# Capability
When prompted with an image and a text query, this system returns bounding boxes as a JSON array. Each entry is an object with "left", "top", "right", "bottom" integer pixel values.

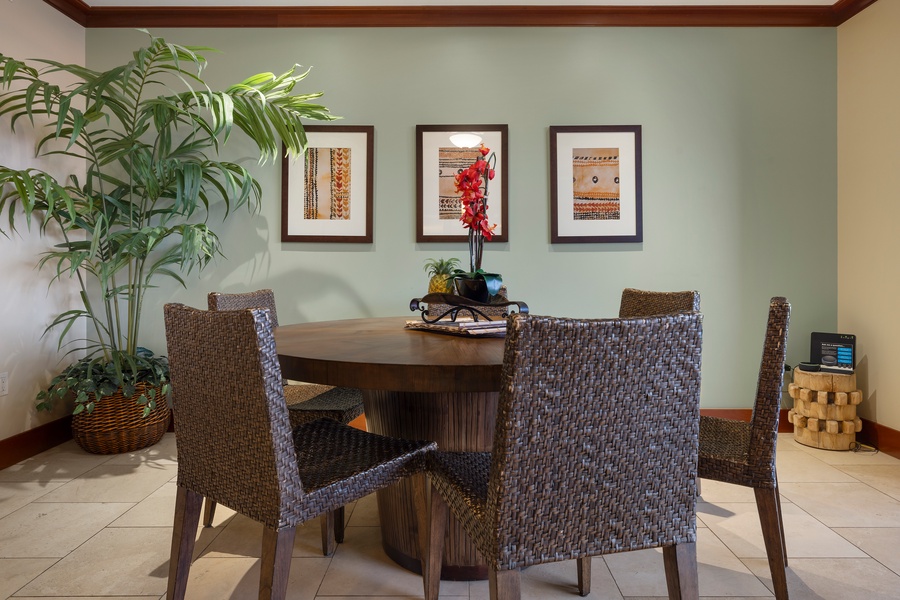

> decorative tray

[
  {"left": 409, "top": 293, "right": 529, "bottom": 324},
  {"left": 404, "top": 319, "right": 507, "bottom": 337}
]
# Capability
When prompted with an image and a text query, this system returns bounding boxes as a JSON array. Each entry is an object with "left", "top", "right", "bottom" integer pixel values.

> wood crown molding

[{"left": 43, "top": 0, "right": 878, "bottom": 28}]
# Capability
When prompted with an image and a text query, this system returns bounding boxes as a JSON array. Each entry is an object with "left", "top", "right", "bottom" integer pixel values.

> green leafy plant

[
  {"left": 0, "top": 31, "right": 336, "bottom": 416},
  {"left": 423, "top": 257, "right": 461, "bottom": 278},
  {"left": 36, "top": 349, "right": 168, "bottom": 417}
]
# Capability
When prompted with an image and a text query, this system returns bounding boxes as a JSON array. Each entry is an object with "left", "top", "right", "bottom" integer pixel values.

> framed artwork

[
  {"left": 281, "top": 125, "right": 374, "bottom": 243},
  {"left": 416, "top": 124, "right": 508, "bottom": 243},
  {"left": 549, "top": 125, "right": 642, "bottom": 244}
]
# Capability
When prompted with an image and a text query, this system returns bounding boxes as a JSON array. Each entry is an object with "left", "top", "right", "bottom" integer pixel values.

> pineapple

[{"left": 424, "top": 257, "right": 461, "bottom": 294}]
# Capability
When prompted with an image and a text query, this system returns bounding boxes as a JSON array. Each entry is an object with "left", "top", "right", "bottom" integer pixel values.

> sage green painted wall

[{"left": 86, "top": 26, "right": 837, "bottom": 408}]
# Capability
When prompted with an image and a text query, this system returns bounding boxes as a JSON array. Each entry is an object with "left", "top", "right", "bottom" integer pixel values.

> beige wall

[
  {"left": 838, "top": 0, "right": 900, "bottom": 432},
  {"left": 0, "top": 0, "right": 85, "bottom": 439}
]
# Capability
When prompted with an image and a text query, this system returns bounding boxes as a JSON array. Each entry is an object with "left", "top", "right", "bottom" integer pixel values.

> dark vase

[{"left": 455, "top": 277, "right": 490, "bottom": 303}]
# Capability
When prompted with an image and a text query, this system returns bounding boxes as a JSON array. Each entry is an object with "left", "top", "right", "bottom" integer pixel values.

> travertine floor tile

[
  {"left": 780, "top": 482, "right": 900, "bottom": 527},
  {"left": 0, "top": 558, "right": 58, "bottom": 599},
  {"left": 15, "top": 527, "right": 171, "bottom": 597},
  {"left": 172, "top": 556, "right": 328, "bottom": 600},
  {"left": 0, "top": 442, "right": 111, "bottom": 483},
  {"left": 744, "top": 557, "right": 900, "bottom": 600},
  {"left": 103, "top": 433, "right": 178, "bottom": 466},
  {"left": 201, "top": 512, "right": 331, "bottom": 559},
  {"left": 835, "top": 464, "right": 900, "bottom": 500},
  {"left": 0, "top": 501, "right": 131, "bottom": 558},
  {"left": 604, "top": 528, "right": 771, "bottom": 597},
  {"left": 12, "top": 597, "right": 156, "bottom": 600},
  {"left": 34, "top": 462, "right": 177, "bottom": 504},
  {"left": 697, "top": 479, "right": 761, "bottom": 503},
  {"left": 110, "top": 481, "right": 177, "bottom": 527},
  {"left": 0, "top": 481, "right": 65, "bottom": 520},
  {"left": 774, "top": 450, "right": 858, "bottom": 483},
  {"left": 469, "top": 556, "right": 623, "bottom": 600},
  {"left": 791, "top": 442, "right": 900, "bottom": 466},
  {"left": 347, "top": 492, "right": 379, "bottom": 527},
  {"left": 318, "top": 525, "right": 467, "bottom": 597},
  {"left": 698, "top": 501, "right": 865, "bottom": 558},
  {"left": 834, "top": 527, "right": 900, "bottom": 576},
  {"left": 2, "top": 430, "right": 899, "bottom": 599}
]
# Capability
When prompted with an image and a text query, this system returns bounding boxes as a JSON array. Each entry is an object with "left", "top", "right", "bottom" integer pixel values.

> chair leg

[
  {"left": 334, "top": 506, "right": 346, "bottom": 543},
  {"left": 489, "top": 568, "right": 521, "bottom": 600},
  {"left": 662, "top": 541, "right": 699, "bottom": 600},
  {"left": 774, "top": 477, "right": 788, "bottom": 567},
  {"left": 755, "top": 487, "right": 789, "bottom": 600},
  {"left": 260, "top": 526, "right": 296, "bottom": 600},
  {"left": 202, "top": 498, "right": 216, "bottom": 528},
  {"left": 425, "top": 484, "right": 448, "bottom": 600},
  {"left": 576, "top": 557, "right": 591, "bottom": 596},
  {"left": 320, "top": 511, "right": 336, "bottom": 556},
  {"left": 411, "top": 473, "right": 429, "bottom": 572},
  {"left": 166, "top": 487, "right": 203, "bottom": 600}
]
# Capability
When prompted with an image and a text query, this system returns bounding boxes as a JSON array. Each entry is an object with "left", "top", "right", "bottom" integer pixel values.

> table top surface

[{"left": 276, "top": 316, "right": 505, "bottom": 393}]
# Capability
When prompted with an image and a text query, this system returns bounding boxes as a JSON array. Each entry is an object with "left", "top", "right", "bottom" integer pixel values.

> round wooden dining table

[{"left": 275, "top": 316, "right": 505, "bottom": 580}]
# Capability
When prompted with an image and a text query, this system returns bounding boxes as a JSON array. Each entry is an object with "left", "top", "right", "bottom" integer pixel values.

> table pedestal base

[{"left": 363, "top": 389, "right": 498, "bottom": 581}]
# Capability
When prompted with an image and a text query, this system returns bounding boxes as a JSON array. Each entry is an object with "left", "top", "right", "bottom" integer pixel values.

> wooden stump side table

[{"left": 787, "top": 367, "right": 862, "bottom": 450}]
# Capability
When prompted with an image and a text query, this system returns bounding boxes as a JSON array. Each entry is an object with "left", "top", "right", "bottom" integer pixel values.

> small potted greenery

[{"left": 0, "top": 32, "right": 336, "bottom": 453}]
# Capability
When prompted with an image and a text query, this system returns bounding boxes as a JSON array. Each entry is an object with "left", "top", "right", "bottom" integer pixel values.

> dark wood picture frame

[
  {"left": 281, "top": 125, "right": 374, "bottom": 243},
  {"left": 550, "top": 125, "right": 642, "bottom": 244},
  {"left": 416, "top": 124, "right": 508, "bottom": 243}
]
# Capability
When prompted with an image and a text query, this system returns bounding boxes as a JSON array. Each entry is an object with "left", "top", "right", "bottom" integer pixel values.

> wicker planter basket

[{"left": 71, "top": 383, "right": 170, "bottom": 454}]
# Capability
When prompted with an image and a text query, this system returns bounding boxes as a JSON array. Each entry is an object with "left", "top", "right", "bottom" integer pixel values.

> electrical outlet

[{"left": 0, "top": 372, "right": 7, "bottom": 396}]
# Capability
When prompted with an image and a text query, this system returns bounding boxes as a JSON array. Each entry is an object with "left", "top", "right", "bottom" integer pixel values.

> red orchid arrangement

[
  {"left": 451, "top": 143, "right": 502, "bottom": 301},
  {"left": 455, "top": 144, "right": 497, "bottom": 242}
]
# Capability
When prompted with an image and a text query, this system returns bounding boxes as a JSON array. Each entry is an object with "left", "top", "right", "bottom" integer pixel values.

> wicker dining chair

[
  {"left": 618, "top": 287, "right": 701, "bottom": 318},
  {"left": 425, "top": 311, "right": 704, "bottom": 600},
  {"left": 163, "top": 303, "right": 435, "bottom": 600},
  {"left": 698, "top": 297, "right": 791, "bottom": 600},
  {"left": 205, "top": 289, "right": 364, "bottom": 552}
]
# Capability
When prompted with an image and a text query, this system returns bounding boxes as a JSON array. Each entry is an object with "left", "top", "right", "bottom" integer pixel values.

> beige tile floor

[{"left": 1, "top": 433, "right": 899, "bottom": 599}]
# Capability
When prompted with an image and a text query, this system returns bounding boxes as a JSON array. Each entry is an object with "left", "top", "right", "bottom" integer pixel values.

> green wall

[{"left": 87, "top": 26, "right": 837, "bottom": 408}]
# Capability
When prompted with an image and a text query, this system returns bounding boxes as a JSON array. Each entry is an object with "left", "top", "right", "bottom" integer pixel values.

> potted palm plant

[{"left": 0, "top": 32, "right": 336, "bottom": 453}]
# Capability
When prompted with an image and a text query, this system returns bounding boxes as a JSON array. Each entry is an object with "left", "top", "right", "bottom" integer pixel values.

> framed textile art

[
  {"left": 416, "top": 124, "right": 508, "bottom": 243},
  {"left": 549, "top": 125, "right": 642, "bottom": 244},
  {"left": 281, "top": 125, "right": 374, "bottom": 243}
]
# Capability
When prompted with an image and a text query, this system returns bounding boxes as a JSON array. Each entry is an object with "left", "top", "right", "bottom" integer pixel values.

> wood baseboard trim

[
  {"left": 3, "top": 409, "right": 896, "bottom": 468},
  {"left": 700, "top": 408, "right": 900, "bottom": 460},
  {"left": 857, "top": 418, "right": 900, "bottom": 459},
  {"left": 0, "top": 416, "right": 73, "bottom": 470}
]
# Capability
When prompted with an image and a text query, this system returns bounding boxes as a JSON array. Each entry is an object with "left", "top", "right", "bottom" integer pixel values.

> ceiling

[{"left": 41, "top": 0, "right": 877, "bottom": 27}]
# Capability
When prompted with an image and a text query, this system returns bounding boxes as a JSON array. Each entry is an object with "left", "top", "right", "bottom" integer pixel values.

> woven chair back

[
  {"left": 747, "top": 297, "right": 791, "bottom": 482},
  {"left": 485, "top": 312, "right": 704, "bottom": 570},
  {"left": 618, "top": 287, "right": 701, "bottom": 318},
  {"left": 164, "top": 303, "right": 304, "bottom": 529},
  {"left": 208, "top": 289, "right": 279, "bottom": 327}
]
